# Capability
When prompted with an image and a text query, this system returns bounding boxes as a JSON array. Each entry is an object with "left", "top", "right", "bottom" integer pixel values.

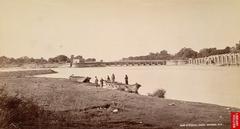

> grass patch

[{"left": 0, "top": 87, "right": 44, "bottom": 128}]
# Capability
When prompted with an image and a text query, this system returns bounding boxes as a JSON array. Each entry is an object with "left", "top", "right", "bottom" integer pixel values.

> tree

[
  {"left": 223, "top": 46, "right": 231, "bottom": 53},
  {"left": 160, "top": 50, "right": 168, "bottom": 55},
  {"left": 51, "top": 55, "right": 69, "bottom": 63},
  {"left": 123, "top": 50, "right": 173, "bottom": 60},
  {"left": 33, "top": 57, "right": 47, "bottom": 64},
  {"left": 174, "top": 48, "right": 198, "bottom": 59},
  {"left": 48, "top": 58, "right": 56, "bottom": 63},
  {"left": 197, "top": 47, "right": 234, "bottom": 57},
  {"left": 9, "top": 58, "right": 16, "bottom": 64},
  {"left": 198, "top": 48, "right": 216, "bottom": 57},
  {"left": 75, "top": 55, "right": 84, "bottom": 60},
  {"left": 85, "top": 58, "right": 96, "bottom": 62},
  {"left": 158, "top": 50, "right": 172, "bottom": 60},
  {"left": 0, "top": 56, "right": 9, "bottom": 65},
  {"left": 16, "top": 56, "right": 31, "bottom": 64}
]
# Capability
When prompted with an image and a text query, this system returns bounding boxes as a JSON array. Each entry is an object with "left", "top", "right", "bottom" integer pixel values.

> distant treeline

[
  {"left": 123, "top": 42, "right": 240, "bottom": 60},
  {"left": 1, "top": 41, "right": 240, "bottom": 66},
  {"left": 0, "top": 55, "right": 96, "bottom": 67}
]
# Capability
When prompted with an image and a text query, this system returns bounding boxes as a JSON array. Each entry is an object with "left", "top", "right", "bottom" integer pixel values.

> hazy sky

[{"left": 0, "top": 0, "right": 240, "bottom": 61}]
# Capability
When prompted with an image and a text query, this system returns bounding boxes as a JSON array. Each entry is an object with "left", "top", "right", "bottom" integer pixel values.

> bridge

[
  {"left": 103, "top": 60, "right": 167, "bottom": 66},
  {"left": 188, "top": 53, "right": 240, "bottom": 65},
  {"left": 72, "top": 60, "right": 166, "bottom": 67},
  {"left": 70, "top": 55, "right": 189, "bottom": 67},
  {"left": 71, "top": 59, "right": 188, "bottom": 67},
  {"left": 70, "top": 53, "right": 240, "bottom": 67}
]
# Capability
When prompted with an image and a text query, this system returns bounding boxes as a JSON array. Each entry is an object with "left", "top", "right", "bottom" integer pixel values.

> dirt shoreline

[
  {"left": 0, "top": 69, "right": 239, "bottom": 129},
  {"left": 0, "top": 69, "right": 57, "bottom": 77}
]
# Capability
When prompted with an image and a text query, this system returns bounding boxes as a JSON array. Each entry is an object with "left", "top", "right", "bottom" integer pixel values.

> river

[{"left": 33, "top": 65, "right": 240, "bottom": 108}]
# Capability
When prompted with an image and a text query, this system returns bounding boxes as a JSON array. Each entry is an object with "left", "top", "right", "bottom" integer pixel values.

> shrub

[
  {"left": 0, "top": 87, "right": 43, "bottom": 128},
  {"left": 148, "top": 89, "right": 166, "bottom": 98}
]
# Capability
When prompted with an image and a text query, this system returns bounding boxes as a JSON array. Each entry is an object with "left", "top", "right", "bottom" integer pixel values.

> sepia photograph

[{"left": 0, "top": 0, "right": 240, "bottom": 129}]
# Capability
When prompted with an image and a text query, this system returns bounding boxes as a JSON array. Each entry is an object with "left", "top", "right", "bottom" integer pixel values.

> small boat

[
  {"left": 69, "top": 75, "right": 91, "bottom": 83},
  {"left": 104, "top": 81, "right": 141, "bottom": 94}
]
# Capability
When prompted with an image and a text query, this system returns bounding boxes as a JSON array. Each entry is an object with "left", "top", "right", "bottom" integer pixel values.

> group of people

[{"left": 94, "top": 74, "right": 129, "bottom": 87}]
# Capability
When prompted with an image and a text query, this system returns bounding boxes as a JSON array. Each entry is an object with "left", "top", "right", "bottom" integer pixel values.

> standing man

[
  {"left": 95, "top": 76, "right": 99, "bottom": 87},
  {"left": 111, "top": 74, "right": 115, "bottom": 82},
  {"left": 100, "top": 78, "right": 104, "bottom": 87},
  {"left": 125, "top": 74, "right": 128, "bottom": 85},
  {"left": 107, "top": 75, "right": 111, "bottom": 82}
]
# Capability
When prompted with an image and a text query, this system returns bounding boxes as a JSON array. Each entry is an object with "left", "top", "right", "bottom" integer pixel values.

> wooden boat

[
  {"left": 104, "top": 81, "right": 141, "bottom": 94},
  {"left": 69, "top": 75, "right": 91, "bottom": 83}
]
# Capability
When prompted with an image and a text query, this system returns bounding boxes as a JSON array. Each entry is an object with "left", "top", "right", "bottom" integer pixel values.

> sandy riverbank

[
  {"left": 0, "top": 69, "right": 57, "bottom": 77},
  {"left": 0, "top": 69, "right": 239, "bottom": 129},
  {"left": 0, "top": 63, "right": 70, "bottom": 69}
]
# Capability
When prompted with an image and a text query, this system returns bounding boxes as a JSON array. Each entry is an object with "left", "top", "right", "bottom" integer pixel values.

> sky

[{"left": 0, "top": 0, "right": 240, "bottom": 61}]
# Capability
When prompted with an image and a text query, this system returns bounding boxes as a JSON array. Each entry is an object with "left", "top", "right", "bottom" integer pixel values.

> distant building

[{"left": 72, "top": 55, "right": 85, "bottom": 64}]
